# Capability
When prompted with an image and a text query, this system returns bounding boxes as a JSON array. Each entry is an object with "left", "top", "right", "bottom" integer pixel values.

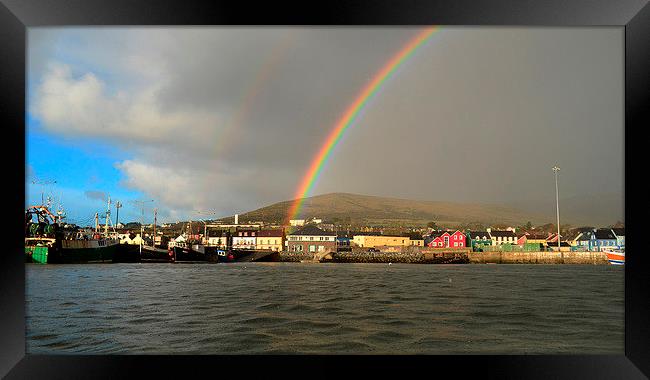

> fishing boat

[
  {"left": 140, "top": 245, "right": 173, "bottom": 263},
  {"left": 205, "top": 248, "right": 238, "bottom": 263},
  {"left": 603, "top": 248, "right": 625, "bottom": 265},
  {"left": 172, "top": 242, "right": 208, "bottom": 262},
  {"left": 25, "top": 203, "right": 119, "bottom": 264},
  {"left": 169, "top": 221, "right": 213, "bottom": 263}
]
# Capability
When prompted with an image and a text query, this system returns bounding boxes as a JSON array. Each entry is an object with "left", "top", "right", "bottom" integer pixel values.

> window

[
  {"left": 318, "top": 245, "right": 325, "bottom": 252},
  {"left": 309, "top": 245, "right": 316, "bottom": 252},
  {"left": 454, "top": 242, "right": 458, "bottom": 247}
]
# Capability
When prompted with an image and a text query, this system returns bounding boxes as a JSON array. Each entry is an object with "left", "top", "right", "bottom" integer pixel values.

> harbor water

[{"left": 26, "top": 263, "right": 624, "bottom": 354}]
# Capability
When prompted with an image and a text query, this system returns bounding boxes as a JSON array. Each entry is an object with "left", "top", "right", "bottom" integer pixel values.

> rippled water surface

[{"left": 26, "top": 263, "right": 624, "bottom": 354}]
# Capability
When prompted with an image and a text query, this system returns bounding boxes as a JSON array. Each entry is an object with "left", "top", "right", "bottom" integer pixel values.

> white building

[
  {"left": 232, "top": 230, "right": 257, "bottom": 249},
  {"left": 168, "top": 235, "right": 186, "bottom": 248},
  {"left": 117, "top": 233, "right": 143, "bottom": 245},
  {"left": 290, "top": 219, "right": 305, "bottom": 227},
  {"left": 486, "top": 228, "right": 517, "bottom": 245}
]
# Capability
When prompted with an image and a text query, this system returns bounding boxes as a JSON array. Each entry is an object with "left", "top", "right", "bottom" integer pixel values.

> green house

[{"left": 466, "top": 231, "right": 492, "bottom": 251}]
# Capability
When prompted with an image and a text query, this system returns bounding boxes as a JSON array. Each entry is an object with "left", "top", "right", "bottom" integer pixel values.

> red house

[{"left": 427, "top": 230, "right": 466, "bottom": 248}]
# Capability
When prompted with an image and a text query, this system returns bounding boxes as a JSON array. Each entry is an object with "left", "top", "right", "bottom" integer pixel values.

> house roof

[
  {"left": 576, "top": 231, "right": 593, "bottom": 241},
  {"left": 525, "top": 233, "right": 549, "bottom": 240},
  {"left": 256, "top": 229, "right": 284, "bottom": 237},
  {"left": 564, "top": 230, "right": 583, "bottom": 241},
  {"left": 429, "top": 230, "right": 462, "bottom": 238},
  {"left": 468, "top": 231, "right": 491, "bottom": 239},
  {"left": 595, "top": 228, "right": 616, "bottom": 240},
  {"left": 489, "top": 230, "right": 517, "bottom": 237},
  {"left": 546, "top": 233, "right": 562, "bottom": 241},
  {"left": 612, "top": 228, "right": 625, "bottom": 237},
  {"left": 290, "top": 225, "right": 336, "bottom": 236}
]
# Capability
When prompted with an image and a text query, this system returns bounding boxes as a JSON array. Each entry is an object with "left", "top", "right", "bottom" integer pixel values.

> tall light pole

[
  {"left": 115, "top": 201, "right": 122, "bottom": 227},
  {"left": 553, "top": 166, "right": 561, "bottom": 255}
]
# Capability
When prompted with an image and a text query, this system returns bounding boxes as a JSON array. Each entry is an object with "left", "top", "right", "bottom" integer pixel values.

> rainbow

[{"left": 286, "top": 26, "right": 440, "bottom": 223}]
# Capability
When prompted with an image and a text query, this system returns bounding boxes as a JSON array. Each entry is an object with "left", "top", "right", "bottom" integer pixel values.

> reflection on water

[{"left": 26, "top": 263, "right": 624, "bottom": 354}]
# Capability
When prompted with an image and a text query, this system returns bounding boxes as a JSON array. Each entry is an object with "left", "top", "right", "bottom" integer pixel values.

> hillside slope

[{"left": 221, "top": 192, "right": 550, "bottom": 227}]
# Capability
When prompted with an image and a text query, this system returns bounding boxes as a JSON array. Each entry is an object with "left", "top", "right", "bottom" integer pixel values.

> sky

[{"left": 27, "top": 27, "right": 624, "bottom": 225}]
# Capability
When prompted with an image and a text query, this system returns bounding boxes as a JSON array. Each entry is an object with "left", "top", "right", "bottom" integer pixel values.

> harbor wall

[
  {"left": 469, "top": 251, "right": 608, "bottom": 264},
  {"left": 277, "top": 247, "right": 469, "bottom": 264},
  {"left": 332, "top": 250, "right": 468, "bottom": 264},
  {"left": 277, "top": 252, "right": 315, "bottom": 262}
]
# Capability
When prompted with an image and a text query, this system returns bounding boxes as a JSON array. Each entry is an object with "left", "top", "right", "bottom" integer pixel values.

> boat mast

[
  {"left": 95, "top": 212, "right": 99, "bottom": 233},
  {"left": 105, "top": 195, "right": 111, "bottom": 237},
  {"left": 31, "top": 179, "right": 56, "bottom": 206},
  {"left": 153, "top": 208, "right": 157, "bottom": 247}
]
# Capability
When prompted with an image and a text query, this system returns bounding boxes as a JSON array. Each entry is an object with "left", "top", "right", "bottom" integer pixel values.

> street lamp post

[{"left": 553, "top": 166, "right": 561, "bottom": 258}]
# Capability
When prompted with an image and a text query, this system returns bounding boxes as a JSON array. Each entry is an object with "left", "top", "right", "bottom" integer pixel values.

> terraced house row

[{"left": 170, "top": 222, "right": 625, "bottom": 254}]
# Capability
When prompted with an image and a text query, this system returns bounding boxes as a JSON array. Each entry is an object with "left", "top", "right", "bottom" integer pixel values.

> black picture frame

[{"left": 1, "top": 0, "right": 648, "bottom": 378}]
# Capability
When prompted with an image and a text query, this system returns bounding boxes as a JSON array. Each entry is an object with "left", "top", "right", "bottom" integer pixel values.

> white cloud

[
  {"left": 115, "top": 159, "right": 267, "bottom": 217},
  {"left": 32, "top": 63, "right": 222, "bottom": 153}
]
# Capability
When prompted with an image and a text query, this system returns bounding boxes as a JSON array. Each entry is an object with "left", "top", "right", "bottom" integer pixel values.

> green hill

[{"left": 219, "top": 192, "right": 549, "bottom": 228}]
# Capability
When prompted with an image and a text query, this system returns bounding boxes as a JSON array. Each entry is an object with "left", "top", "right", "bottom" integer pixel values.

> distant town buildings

[
  {"left": 574, "top": 228, "right": 619, "bottom": 251},
  {"left": 117, "top": 232, "right": 143, "bottom": 245},
  {"left": 130, "top": 212, "right": 623, "bottom": 255},
  {"left": 487, "top": 228, "right": 517, "bottom": 245},
  {"left": 352, "top": 235, "right": 423, "bottom": 248},
  {"left": 256, "top": 229, "right": 284, "bottom": 252},
  {"left": 466, "top": 231, "right": 491, "bottom": 250},
  {"left": 286, "top": 225, "right": 337, "bottom": 253},
  {"left": 232, "top": 228, "right": 257, "bottom": 249},
  {"left": 426, "top": 230, "right": 466, "bottom": 248},
  {"left": 612, "top": 228, "right": 625, "bottom": 247}
]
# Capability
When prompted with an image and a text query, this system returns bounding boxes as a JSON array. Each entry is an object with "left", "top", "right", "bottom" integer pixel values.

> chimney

[
  {"left": 234, "top": 214, "right": 239, "bottom": 225},
  {"left": 486, "top": 228, "right": 491, "bottom": 233}
]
